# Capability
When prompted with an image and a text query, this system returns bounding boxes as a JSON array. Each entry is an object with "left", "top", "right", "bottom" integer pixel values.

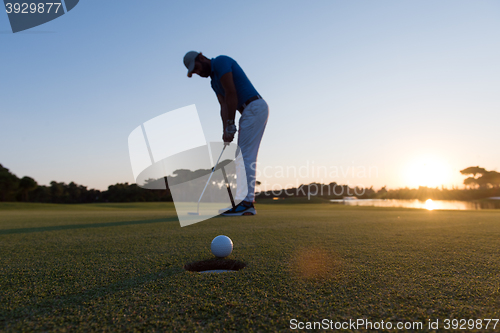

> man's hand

[
  {"left": 223, "top": 132, "right": 234, "bottom": 144},
  {"left": 223, "top": 119, "right": 237, "bottom": 144}
]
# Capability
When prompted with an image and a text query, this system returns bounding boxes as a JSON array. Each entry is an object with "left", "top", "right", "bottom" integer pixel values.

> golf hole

[{"left": 184, "top": 259, "right": 246, "bottom": 273}]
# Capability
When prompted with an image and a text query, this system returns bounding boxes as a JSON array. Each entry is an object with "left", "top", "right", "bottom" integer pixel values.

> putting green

[{"left": 0, "top": 202, "right": 499, "bottom": 331}]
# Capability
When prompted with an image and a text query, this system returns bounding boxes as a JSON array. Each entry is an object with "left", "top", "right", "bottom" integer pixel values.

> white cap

[{"left": 183, "top": 51, "right": 199, "bottom": 77}]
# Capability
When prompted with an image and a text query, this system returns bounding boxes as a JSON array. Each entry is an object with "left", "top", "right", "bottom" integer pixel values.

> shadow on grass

[
  {"left": 1, "top": 267, "right": 183, "bottom": 324},
  {"left": 184, "top": 258, "right": 246, "bottom": 272},
  {"left": 0, "top": 217, "right": 179, "bottom": 235}
]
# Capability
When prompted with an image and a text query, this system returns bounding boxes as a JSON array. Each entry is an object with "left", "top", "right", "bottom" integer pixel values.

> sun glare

[
  {"left": 424, "top": 199, "right": 435, "bottom": 210},
  {"left": 405, "top": 157, "right": 451, "bottom": 188}
]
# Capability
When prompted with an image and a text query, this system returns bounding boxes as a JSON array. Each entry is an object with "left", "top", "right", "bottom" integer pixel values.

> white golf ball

[{"left": 211, "top": 235, "right": 233, "bottom": 258}]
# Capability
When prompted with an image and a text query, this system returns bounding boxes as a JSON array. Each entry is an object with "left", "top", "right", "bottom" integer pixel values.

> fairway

[{"left": 1, "top": 202, "right": 499, "bottom": 332}]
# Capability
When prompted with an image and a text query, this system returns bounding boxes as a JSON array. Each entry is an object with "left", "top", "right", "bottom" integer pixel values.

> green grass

[{"left": 0, "top": 202, "right": 499, "bottom": 332}]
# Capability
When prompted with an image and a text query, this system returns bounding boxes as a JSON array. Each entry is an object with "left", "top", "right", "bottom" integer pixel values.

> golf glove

[
  {"left": 225, "top": 120, "right": 237, "bottom": 135},
  {"left": 223, "top": 120, "right": 237, "bottom": 143}
]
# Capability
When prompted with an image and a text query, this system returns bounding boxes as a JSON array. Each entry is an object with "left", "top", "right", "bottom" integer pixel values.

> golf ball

[{"left": 211, "top": 235, "right": 233, "bottom": 258}]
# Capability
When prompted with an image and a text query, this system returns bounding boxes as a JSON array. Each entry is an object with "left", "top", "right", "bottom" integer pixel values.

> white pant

[{"left": 234, "top": 99, "right": 269, "bottom": 202}]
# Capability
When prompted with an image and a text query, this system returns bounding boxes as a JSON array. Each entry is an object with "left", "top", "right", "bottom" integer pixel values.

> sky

[{"left": 1, "top": 0, "right": 499, "bottom": 192}]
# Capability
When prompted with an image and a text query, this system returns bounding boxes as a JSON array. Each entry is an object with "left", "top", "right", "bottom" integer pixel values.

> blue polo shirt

[{"left": 210, "top": 56, "right": 259, "bottom": 110}]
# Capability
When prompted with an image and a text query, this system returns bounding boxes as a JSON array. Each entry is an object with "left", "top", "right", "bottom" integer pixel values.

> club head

[{"left": 187, "top": 212, "right": 200, "bottom": 215}]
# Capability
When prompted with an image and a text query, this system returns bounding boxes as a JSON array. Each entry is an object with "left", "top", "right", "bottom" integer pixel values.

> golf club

[
  {"left": 221, "top": 166, "right": 236, "bottom": 209},
  {"left": 188, "top": 144, "right": 228, "bottom": 216}
]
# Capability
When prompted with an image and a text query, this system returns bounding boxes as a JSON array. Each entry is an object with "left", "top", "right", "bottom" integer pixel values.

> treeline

[
  {"left": 256, "top": 183, "right": 500, "bottom": 201},
  {"left": 377, "top": 186, "right": 500, "bottom": 201},
  {"left": 0, "top": 164, "right": 171, "bottom": 203},
  {"left": 253, "top": 166, "right": 500, "bottom": 201},
  {"left": 1, "top": 163, "right": 499, "bottom": 203},
  {"left": 378, "top": 166, "right": 500, "bottom": 200}
]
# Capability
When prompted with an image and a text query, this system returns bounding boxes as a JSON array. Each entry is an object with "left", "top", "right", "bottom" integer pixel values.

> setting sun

[{"left": 405, "top": 157, "right": 451, "bottom": 188}]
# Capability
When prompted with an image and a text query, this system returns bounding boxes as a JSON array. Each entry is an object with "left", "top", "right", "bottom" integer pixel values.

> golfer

[{"left": 183, "top": 51, "right": 269, "bottom": 216}]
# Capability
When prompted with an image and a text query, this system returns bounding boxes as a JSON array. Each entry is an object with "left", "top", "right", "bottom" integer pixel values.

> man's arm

[
  {"left": 220, "top": 71, "right": 238, "bottom": 121},
  {"left": 217, "top": 72, "right": 238, "bottom": 143},
  {"left": 217, "top": 93, "right": 228, "bottom": 131},
  {"left": 217, "top": 93, "right": 235, "bottom": 144}
]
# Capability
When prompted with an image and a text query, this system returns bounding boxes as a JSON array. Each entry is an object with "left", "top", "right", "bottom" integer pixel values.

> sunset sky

[{"left": 1, "top": 1, "right": 499, "bottom": 191}]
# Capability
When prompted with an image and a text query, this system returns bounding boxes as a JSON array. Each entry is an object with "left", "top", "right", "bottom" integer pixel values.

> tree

[
  {"left": 18, "top": 176, "right": 38, "bottom": 202},
  {"left": 377, "top": 186, "right": 388, "bottom": 194},
  {"left": 463, "top": 177, "right": 478, "bottom": 188},
  {"left": 50, "top": 181, "right": 66, "bottom": 203},
  {"left": 0, "top": 164, "right": 19, "bottom": 201},
  {"left": 481, "top": 171, "right": 500, "bottom": 188},
  {"left": 460, "top": 166, "right": 487, "bottom": 177},
  {"left": 460, "top": 166, "right": 500, "bottom": 188},
  {"left": 67, "top": 182, "right": 83, "bottom": 203}
]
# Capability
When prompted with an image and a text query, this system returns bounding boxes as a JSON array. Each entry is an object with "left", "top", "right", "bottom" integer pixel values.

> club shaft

[
  {"left": 196, "top": 145, "right": 227, "bottom": 212},
  {"left": 221, "top": 166, "right": 236, "bottom": 208}
]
